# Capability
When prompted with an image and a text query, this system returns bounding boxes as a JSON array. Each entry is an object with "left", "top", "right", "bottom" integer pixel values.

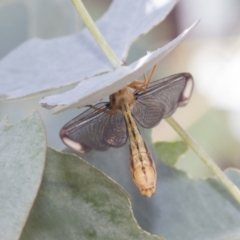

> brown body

[{"left": 110, "top": 87, "right": 157, "bottom": 197}]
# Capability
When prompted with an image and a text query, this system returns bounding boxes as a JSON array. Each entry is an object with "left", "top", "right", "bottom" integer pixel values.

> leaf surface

[
  {"left": 68, "top": 134, "right": 240, "bottom": 240},
  {"left": 0, "top": 0, "right": 178, "bottom": 100},
  {"left": 154, "top": 141, "right": 188, "bottom": 166},
  {"left": 40, "top": 20, "right": 199, "bottom": 112},
  {"left": 0, "top": 111, "right": 46, "bottom": 240},
  {"left": 20, "top": 147, "right": 163, "bottom": 240}
]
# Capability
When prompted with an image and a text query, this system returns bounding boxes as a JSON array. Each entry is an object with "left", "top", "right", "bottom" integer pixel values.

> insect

[{"left": 60, "top": 65, "right": 193, "bottom": 197}]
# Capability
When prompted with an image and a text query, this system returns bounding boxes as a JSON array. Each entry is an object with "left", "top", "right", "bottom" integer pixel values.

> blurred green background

[{"left": 1, "top": 0, "right": 240, "bottom": 177}]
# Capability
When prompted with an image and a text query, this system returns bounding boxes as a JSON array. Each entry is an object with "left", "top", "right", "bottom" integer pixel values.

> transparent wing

[
  {"left": 60, "top": 102, "right": 128, "bottom": 153},
  {"left": 132, "top": 73, "right": 193, "bottom": 128}
]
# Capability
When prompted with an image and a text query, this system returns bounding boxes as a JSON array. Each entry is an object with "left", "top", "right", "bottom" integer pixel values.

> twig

[
  {"left": 166, "top": 117, "right": 240, "bottom": 204},
  {"left": 72, "top": 0, "right": 122, "bottom": 69}
]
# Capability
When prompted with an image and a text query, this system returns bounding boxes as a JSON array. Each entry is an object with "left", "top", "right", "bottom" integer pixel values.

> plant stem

[
  {"left": 72, "top": 0, "right": 122, "bottom": 69},
  {"left": 166, "top": 117, "right": 240, "bottom": 204}
]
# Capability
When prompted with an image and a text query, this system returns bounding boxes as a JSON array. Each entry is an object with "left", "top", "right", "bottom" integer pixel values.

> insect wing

[
  {"left": 60, "top": 103, "right": 128, "bottom": 153},
  {"left": 132, "top": 73, "right": 193, "bottom": 128}
]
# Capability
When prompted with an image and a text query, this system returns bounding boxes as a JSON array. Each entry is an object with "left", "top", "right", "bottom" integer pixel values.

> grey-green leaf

[
  {"left": 41, "top": 20, "right": 199, "bottom": 113},
  {"left": 153, "top": 167, "right": 240, "bottom": 240},
  {"left": 0, "top": 0, "right": 178, "bottom": 100},
  {"left": 20, "top": 147, "right": 163, "bottom": 240},
  {"left": 67, "top": 141, "right": 240, "bottom": 240},
  {"left": 154, "top": 141, "right": 188, "bottom": 166},
  {"left": 0, "top": 110, "right": 46, "bottom": 240}
]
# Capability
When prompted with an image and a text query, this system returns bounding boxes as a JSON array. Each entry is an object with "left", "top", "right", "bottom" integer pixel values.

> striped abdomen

[{"left": 121, "top": 101, "right": 157, "bottom": 197}]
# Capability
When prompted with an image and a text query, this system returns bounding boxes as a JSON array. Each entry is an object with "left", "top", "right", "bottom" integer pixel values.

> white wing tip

[
  {"left": 60, "top": 129, "right": 91, "bottom": 153},
  {"left": 178, "top": 73, "right": 194, "bottom": 107}
]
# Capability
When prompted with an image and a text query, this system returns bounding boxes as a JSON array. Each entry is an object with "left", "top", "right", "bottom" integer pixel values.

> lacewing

[{"left": 60, "top": 65, "right": 193, "bottom": 197}]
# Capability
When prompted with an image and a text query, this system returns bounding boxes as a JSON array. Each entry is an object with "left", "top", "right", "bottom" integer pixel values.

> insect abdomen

[
  {"left": 121, "top": 101, "right": 157, "bottom": 197},
  {"left": 130, "top": 147, "right": 156, "bottom": 197}
]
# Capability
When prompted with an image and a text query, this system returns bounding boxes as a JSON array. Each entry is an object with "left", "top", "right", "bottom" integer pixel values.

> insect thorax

[{"left": 109, "top": 87, "right": 135, "bottom": 110}]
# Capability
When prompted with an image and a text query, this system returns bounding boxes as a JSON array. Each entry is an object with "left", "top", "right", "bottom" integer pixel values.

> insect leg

[
  {"left": 86, "top": 104, "right": 115, "bottom": 115},
  {"left": 128, "top": 64, "right": 157, "bottom": 92},
  {"left": 144, "top": 64, "right": 157, "bottom": 89}
]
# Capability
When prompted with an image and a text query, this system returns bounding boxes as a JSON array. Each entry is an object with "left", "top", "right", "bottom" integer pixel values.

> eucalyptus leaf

[
  {"left": 154, "top": 141, "right": 188, "bottom": 166},
  {"left": 40, "top": 20, "right": 199, "bottom": 113},
  {"left": 20, "top": 147, "right": 163, "bottom": 240},
  {"left": 0, "top": 0, "right": 178, "bottom": 100},
  {"left": 67, "top": 134, "right": 240, "bottom": 240},
  {"left": 0, "top": 110, "right": 46, "bottom": 240}
]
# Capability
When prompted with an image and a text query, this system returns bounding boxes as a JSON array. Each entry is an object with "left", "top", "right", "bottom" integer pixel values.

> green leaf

[
  {"left": 0, "top": 110, "right": 46, "bottom": 240},
  {"left": 152, "top": 166, "right": 240, "bottom": 240},
  {"left": 66, "top": 143, "right": 240, "bottom": 240},
  {"left": 20, "top": 147, "right": 163, "bottom": 240},
  {"left": 154, "top": 141, "right": 188, "bottom": 166}
]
